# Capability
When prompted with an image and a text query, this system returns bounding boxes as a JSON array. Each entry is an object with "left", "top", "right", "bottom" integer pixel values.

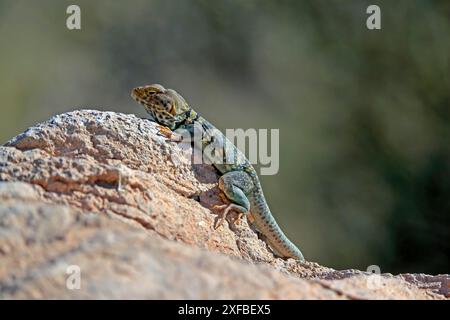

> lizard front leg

[
  {"left": 155, "top": 124, "right": 183, "bottom": 142},
  {"left": 214, "top": 171, "right": 254, "bottom": 229}
]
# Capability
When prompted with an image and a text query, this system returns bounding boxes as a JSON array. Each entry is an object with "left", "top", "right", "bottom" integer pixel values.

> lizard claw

[
  {"left": 213, "top": 204, "right": 246, "bottom": 229},
  {"left": 156, "top": 125, "right": 172, "bottom": 138},
  {"left": 156, "top": 125, "right": 183, "bottom": 143}
]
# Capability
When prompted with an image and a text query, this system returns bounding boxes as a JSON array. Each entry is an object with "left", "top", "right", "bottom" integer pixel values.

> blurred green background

[{"left": 0, "top": 0, "right": 448, "bottom": 274}]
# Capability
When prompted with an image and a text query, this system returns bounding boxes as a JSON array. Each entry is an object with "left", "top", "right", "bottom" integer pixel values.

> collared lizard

[{"left": 131, "top": 84, "right": 305, "bottom": 261}]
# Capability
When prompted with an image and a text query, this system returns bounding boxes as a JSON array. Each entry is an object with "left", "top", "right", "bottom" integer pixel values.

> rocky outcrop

[{"left": 0, "top": 110, "right": 447, "bottom": 299}]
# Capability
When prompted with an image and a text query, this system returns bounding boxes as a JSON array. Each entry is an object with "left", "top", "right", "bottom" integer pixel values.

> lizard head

[{"left": 131, "top": 84, "right": 191, "bottom": 129}]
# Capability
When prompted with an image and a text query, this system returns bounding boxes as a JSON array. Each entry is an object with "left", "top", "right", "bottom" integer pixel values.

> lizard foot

[
  {"left": 156, "top": 124, "right": 183, "bottom": 143},
  {"left": 213, "top": 203, "right": 246, "bottom": 229}
]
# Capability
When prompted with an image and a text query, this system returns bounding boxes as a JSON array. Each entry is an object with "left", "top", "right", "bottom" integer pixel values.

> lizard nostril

[{"left": 132, "top": 87, "right": 144, "bottom": 97}]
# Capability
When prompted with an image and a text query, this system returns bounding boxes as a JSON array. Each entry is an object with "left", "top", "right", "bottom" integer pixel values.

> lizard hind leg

[
  {"left": 213, "top": 203, "right": 247, "bottom": 229},
  {"left": 213, "top": 171, "right": 253, "bottom": 229}
]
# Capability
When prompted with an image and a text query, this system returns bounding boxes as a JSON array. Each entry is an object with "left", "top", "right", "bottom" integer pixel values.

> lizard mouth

[
  {"left": 131, "top": 87, "right": 143, "bottom": 100},
  {"left": 131, "top": 88, "right": 149, "bottom": 107}
]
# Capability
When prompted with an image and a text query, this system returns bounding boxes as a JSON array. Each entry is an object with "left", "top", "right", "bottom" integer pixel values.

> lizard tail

[{"left": 248, "top": 175, "right": 305, "bottom": 261}]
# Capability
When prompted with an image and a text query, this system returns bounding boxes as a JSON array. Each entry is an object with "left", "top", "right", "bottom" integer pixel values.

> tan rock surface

[{"left": 0, "top": 110, "right": 447, "bottom": 299}]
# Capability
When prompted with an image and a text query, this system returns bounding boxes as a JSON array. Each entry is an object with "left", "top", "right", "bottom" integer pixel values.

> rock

[{"left": 0, "top": 110, "right": 447, "bottom": 299}]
